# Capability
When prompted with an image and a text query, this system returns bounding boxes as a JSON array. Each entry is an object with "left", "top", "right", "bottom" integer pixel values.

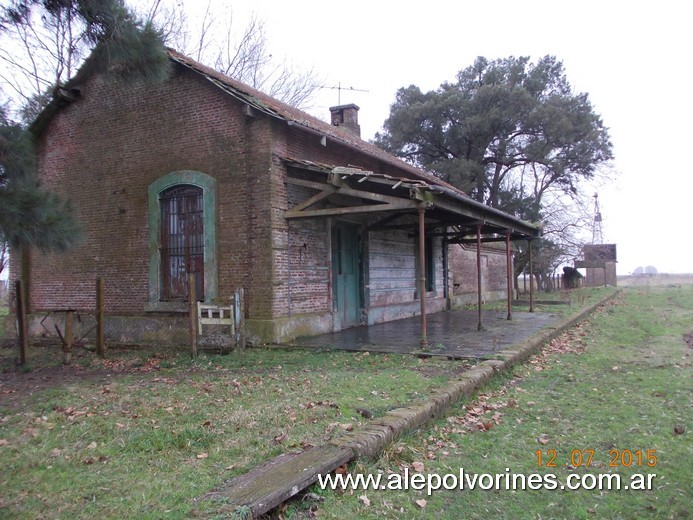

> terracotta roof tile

[{"left": 166, "top": 48, "right": 465, "bottom": 195}]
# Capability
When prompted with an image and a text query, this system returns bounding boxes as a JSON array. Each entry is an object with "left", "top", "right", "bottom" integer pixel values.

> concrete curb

[{"left": 330, "top": 289, "right": 621, "bottom": 460}]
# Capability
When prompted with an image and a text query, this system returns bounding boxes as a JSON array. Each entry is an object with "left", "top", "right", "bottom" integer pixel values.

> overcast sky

[
  {"left": 4, "top": 0, "right": 688, "bottom": 276},
  {"left": 200, "top": 0, "right": 687, "bottom": 275}
]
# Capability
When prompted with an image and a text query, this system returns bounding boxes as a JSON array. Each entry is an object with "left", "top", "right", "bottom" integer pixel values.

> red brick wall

[
  {"left": 449, "top": 244, "right": 510, "bottom": 299},
  {"left": 15, "top": 64, "right": 274, "bottom": 318},
  {"left": 12, "top": 59, "right": 497, "bottom": 342}
]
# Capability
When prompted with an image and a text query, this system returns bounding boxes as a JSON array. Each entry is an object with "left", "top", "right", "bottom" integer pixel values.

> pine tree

[{"left": 1, "top": 0, "right": 169, "bottom": 254}]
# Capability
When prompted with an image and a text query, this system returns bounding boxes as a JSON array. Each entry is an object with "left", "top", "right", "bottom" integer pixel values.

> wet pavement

[{"left": 287, "top": 308, "right": 564, "bottom": 359}]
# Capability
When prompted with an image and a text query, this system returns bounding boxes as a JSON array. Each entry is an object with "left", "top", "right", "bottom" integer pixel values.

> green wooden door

[{"left": 332, "top": 223, "right": 361, "bottom": 326}]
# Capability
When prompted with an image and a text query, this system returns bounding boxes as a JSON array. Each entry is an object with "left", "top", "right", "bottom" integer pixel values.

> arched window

[
  {"left": 159, "top": 185, "right": 204, "bottom": 301},
  {"left": 148, "top": 171, "right": 217, "bottom": 308}
]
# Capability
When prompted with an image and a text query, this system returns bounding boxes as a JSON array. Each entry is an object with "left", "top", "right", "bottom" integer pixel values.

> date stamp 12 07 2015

[{"left": 535, "top": 449, "right": 657, "bottom": 468}]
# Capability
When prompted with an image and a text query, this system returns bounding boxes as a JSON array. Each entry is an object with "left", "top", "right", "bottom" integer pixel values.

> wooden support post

[
  {"left": 63, "top": 310, "right": 74, "bottom": 365},
  {"left": 96, "top": 277, "right": 105, "bottom": 358},
  {"left": 476, "top": 225, "right": 483, "bottom": 331},
  {"left": 506, "top": 231, "right": 512, "bottom": 321},
  {"left": 235, "top": 287, "right": 245, "bottom": 349},
  {"left": 15, "top": 280, "right": 27, "bottom": 366},
  {"left": 528, "top": 240, "right": 534, "bottom": 313},
  {"left": 188, "top": 274, "right": 197, "bottom": 358},
  {"left": 418, "top": 207, "right": 428, "bottom": 349}
]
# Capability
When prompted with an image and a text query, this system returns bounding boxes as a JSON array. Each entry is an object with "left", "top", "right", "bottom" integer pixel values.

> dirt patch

[
  {"left": 0, "top": 340, "right": 185, "bottom": 411},
  {"left": 684, "top": 331, "right": 693, "bottom": 348}
]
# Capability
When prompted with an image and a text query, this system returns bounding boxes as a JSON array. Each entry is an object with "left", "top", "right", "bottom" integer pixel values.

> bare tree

[
  {"left": 141, "top": 1, "right": 322, "bottom": 108},
  {"left": 0, "top": 0, "right": 321, "bottom": 120},
  {"left": 0, "top": 238, "right": 8, "bottom": 279},
  {"left": 0, "top": 3, "right": 88, "bottom": 120}
]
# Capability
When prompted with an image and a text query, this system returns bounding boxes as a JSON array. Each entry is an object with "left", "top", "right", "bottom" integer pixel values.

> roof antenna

[{"left": 320, "top": 82, "right": 369, "bottom": 104}]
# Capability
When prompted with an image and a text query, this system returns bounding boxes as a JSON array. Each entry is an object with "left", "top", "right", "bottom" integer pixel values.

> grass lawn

[
  {"left": 0, "top": 336, "right": 470, "bottom": 518},
  {"left": 2, "top": 283, "right": 687, "bottom": 519},
  {"left": 295, "top": 284, "right": 692, "bottom": 519},
  {"left": 0, "top": 302, "right": 8, "bottom": 338}
]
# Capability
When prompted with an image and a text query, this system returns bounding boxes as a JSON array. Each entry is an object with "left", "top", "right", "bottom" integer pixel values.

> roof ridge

[{"left": 166, "top": 48, "right": 466, "bottom": 194}]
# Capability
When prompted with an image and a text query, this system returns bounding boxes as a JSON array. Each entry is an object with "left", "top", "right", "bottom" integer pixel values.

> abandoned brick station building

[{"left": 10, "top": 49, "right": 541, "bottom": 346}]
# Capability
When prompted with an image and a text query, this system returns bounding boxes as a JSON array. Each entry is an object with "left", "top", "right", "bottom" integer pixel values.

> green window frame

[{"left": 148, "top": 171, "right": 217, "bottom": 307}]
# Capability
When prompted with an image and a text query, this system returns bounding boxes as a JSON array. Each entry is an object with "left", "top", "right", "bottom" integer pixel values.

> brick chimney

[{"left": 329, "top": 104, "right": 360, "bottom": 137}]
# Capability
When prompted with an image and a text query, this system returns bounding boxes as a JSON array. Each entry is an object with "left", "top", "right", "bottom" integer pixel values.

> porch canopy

[{"left": 283, "top": 159, "right": 542, "bottom": 347}]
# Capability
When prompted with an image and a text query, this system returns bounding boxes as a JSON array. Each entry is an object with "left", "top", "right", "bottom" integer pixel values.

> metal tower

[{"left": 592, "top": 192, "right": 603, "bottom": 244}]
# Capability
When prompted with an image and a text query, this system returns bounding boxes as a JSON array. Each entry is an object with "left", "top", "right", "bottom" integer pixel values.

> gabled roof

[
  {"left": 166, "top": 49, "right": 461, "bottom": 191},
  {"left": 30, "top": 47, "right": 540, "bottom": 239}
]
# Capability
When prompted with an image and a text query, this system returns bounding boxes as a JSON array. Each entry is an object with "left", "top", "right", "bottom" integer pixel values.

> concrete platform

[{"left": 287, "top": 309, "right": 564, "bottom": 359}]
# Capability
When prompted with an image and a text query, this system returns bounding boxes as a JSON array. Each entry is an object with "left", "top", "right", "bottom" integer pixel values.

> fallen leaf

[
  {"left": 0, "top": 439, "right": 8, "bottom": 447},
  {"left": 339, "top": 423, "right": 354, "bottom": 431},
  {"left": 87, "top": 441, "right": 97, "bottom": 450},
  {"left": 416, "top": 499, "right": 427, "bottom": 508},
  {"left": 537, "top": 434, "right": 550, "bottom": 445},
  {"left": 274, "top": 432, "right": 287, "bottom": 443},
  {"left": 674, "top": 425, "right": 685, "bottom": 435},
  {"left": 196, "top": 452, "right": 208, "bottom": 459},
  {"left": 411, "top": 461, "right": 425, "bottom": 472},
  {"left": 359, "top": 495, "right": 370, "bottom": 507}
]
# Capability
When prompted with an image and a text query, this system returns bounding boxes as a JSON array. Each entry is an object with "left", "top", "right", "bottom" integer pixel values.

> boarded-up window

[{"left": 159, "top": 185, "right": 204, "bottom": 301}]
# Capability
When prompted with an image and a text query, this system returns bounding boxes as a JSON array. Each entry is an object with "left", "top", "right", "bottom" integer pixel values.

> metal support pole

[
  {"left": 418, "top": 207, "right": 428, "bottom": 349},
  {"left": 506, "top": 231, "right": 512, "bottom": 320},
  {"left": 476, "top": 224, "right": 483, "bottom": 330},
  {"left": 528, "top": 240, "right": 534, "bottom": 313},
  {"left": 442, "top": 238, "right": 450, "bottom": 310}
]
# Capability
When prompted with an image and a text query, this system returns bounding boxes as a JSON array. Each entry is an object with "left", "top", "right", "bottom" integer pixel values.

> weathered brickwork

[
  {"left": 13, "top": 65, "right": 273, "bottom": 319},
  {"left": 449, "top": 244, "right": 510, "bottom": 303},
  {"left": 9, "top": 54, "right": 517, "bottom": 345}
]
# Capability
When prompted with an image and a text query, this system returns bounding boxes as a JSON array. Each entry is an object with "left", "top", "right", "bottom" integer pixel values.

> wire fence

[{"left": 8, "top": 277, "right": 245, "bottom": 364}]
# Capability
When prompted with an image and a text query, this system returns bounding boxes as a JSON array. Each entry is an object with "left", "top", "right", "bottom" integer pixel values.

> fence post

[
  {"left": 15, "top": 280, "right": 27, "bottom": 366},
  {"left": 96, "top": 277, "right": 105, "bottom": 358},
  {"left": 188, "top": 274, "right": 197, "bottom": 358},
  {"left": 63, "top": 310, "right": 74, "bottom": 365},
  {"left": 235, "top": 288, "right": 245, "bottom": 349}
]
